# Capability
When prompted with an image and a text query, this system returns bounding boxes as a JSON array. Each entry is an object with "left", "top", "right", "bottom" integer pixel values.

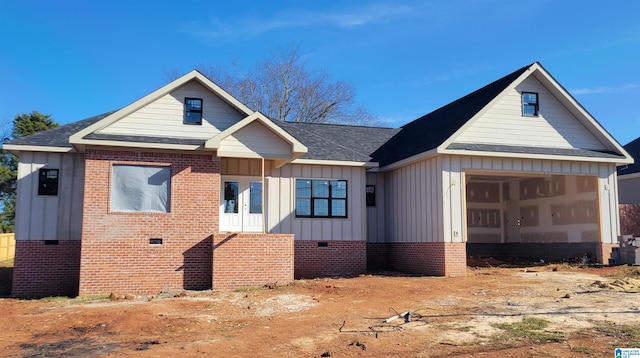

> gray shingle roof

[
  {"left": 371, "top": 64, "right": 533, "bottom": 167},
  {"left": 275, "top": 121, "right": 400, "bottom": 162},
  {"left": 618, "top": 136, "right": 640, "bottom": 175},
  {"left": 4, "top": 111, "right": 114, "bottom": 148}
]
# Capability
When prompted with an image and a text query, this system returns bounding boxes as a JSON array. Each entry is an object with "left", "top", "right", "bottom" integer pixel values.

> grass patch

[
  {"left": 571, "top": 345, "right": 597, "bottom": 355},
  {"left": 594, "top": 321, "right": 640, "bottom": 347},
  {"left": 40, "top": 296, "right": 70, "bottom": 302},
  {"left": 492, "top": 317, "right": 564, "bottom": 344}
]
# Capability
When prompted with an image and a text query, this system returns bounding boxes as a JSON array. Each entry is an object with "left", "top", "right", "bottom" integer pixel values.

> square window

[
  {"left": 111, "top": 165, "right": 171, "bottom": 212},
  {"left": 38, "top": 168, "right": 59, "bottom": 196},
  {"left": 295, "top": 179, "right": 347, "bottom": 218},
  {"left": 184, "top": 98, "right": 203, "bottom": 124},
  {"left": 522, "top": 92, "right": 539, "bottom": 116}
]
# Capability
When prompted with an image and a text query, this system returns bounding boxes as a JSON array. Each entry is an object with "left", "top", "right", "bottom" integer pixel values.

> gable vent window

[
  {"left": 184, "top": 98, "right": 203, "bottom": 124},
  {"left": 38, "top": 168, "right": 59, "bottom": 196},
  {"left": 522, "top": 92, "right": 539, "bottom": 116}
]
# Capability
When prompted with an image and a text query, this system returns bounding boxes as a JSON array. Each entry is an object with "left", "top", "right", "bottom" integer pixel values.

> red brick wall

[
  {"left": 12, "top": 240, "right": 81, "bottom": 298},
  {"left": 213, "top": 233, "right": 294, "bottom": 289},
  {"left": 367, "top": 242, "right": 466, "bottom": 276},
  {"left": 295, "top": 240, "right": 366, "bottom": 278},
  {"left": 79, "top": 150, "right": 220, "bottom": 295}
]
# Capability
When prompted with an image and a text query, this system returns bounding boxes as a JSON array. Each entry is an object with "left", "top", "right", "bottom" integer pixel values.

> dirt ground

[{"left": 1, "top": 259, "right": 640, "bottom": 357}]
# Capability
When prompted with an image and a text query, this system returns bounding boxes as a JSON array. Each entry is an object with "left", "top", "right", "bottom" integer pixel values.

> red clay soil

[{"left": 1, "top": 260, "right": 639, "bottom": 357}]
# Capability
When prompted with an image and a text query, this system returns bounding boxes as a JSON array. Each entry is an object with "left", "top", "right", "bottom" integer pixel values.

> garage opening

[{"left": 465, "top": 173, "right": 600, "bottom": 264}]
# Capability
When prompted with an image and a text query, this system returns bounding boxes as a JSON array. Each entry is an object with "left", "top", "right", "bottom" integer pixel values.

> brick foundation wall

[
  {"left": 79, "top": 150, "right": 219, "bottom": 296},
  {"left": 295, "top": 240, "right": 366, "bottom": 278},
  {"left": 12, "top": 240, "right": 81, "bottom": 298},
  {"left": 367, "top": 242, "right": 466, "bottom": 276},
  {"left": 213, "top": 233, "right": 294, "bottom": 289}
]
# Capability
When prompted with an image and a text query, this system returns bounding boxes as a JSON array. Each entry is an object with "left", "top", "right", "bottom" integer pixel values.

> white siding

[
  {"left": 15, "top": 152, "right": 85, "bottom": 241},
  {"left": 267, "top": 164, "right": 366, "bottom": 241},
  {"left": 99, "top": 81, "right": 245, "bottom": 138},
  {"left": 383, "top": 154, "right": 620, "bottom": 245},
  {"left": 384, "top": 156, "right": 446, "bottom": 243},
  {"left": 219, "top": 121, "right": 292, "bottom": 158},
  {"left": 618, "top": 175, "right": 640, "bottom": 204},
  {"left": 455, "top": 76, "right": 607, "bottom": 150}
]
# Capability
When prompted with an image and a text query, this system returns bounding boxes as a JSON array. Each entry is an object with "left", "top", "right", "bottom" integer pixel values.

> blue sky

[{"left": 1, "top": 0, "right": 638, "bottom": 145}]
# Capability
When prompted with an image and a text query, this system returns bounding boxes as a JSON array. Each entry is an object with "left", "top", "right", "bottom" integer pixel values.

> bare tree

[{"left": 196, "top": 47, "right": 378, "bottom": 125}]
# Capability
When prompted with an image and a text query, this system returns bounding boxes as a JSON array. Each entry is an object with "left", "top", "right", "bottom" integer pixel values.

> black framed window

[
  {"left": 184, "top": 98, "right": 203, "bottom": 124},
  {"left": 366, "top": 185, "right": 376, "bottom": 207},
  {"left": 38, "top": 168, "right": 59, "bottom": 196},
  {"left": 522, "top": 92, "right": 539, "bottom": 116},
  {"left": 295, "top": 179, "right": 347, "bottom": 218}
]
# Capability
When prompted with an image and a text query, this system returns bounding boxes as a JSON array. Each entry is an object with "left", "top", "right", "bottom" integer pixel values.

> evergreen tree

[{"left": 0, "top": 111, "right": 59, "bottom": 232}]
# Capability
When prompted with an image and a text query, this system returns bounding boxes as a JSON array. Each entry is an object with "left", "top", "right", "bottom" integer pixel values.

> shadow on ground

[{"left": 0, "top": 264, "right": 12, "bottom": 297}]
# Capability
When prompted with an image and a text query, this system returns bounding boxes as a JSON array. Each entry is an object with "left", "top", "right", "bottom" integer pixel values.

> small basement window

[
  {"left": 522, "top": 92, "right": 539, "bottom": 116},
  {"left": 38, "top": 168, "right": 59, "bottom": 196},
  {"left": 184, "top": 98, "right": 203, "bottom": 124}
]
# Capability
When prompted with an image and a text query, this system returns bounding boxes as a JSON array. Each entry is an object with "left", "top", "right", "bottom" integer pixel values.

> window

[
  {"left": 366, "top": 185, "right": 376, "bottom": 207},
  {"left": 38, "top": 168, "right": 59, "bottom": 196},
  {"left": 522, "top": 92, "right": 539, "bottom": 116},
  {"left": 295, "top": 179, "right": 347, "bottom": 218},
  {"left": 184, "top": 98, "right": 203, "bottom": 124},
  {"left": 111, "top": 165, "right": 171, "bottom": 212}
]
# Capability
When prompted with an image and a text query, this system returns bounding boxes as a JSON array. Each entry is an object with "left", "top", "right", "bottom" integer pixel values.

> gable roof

[
  {"left": 371, "top": 64, "right": 530, "bottom": 167},
  {"left": 3, "top": 63, "right": 632, "bottom": 169},
  {"left": 618, "top": 136, "right": 640, "bottom": 176},
  {"left": 372, "top": 62, "right": 631, "bottom": 168},
  {"left": 69, "top": 70, "right": 253, "bottom": 151}
]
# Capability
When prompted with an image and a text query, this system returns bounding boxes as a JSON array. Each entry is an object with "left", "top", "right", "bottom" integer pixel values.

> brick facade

[
  {"left": 213, "top": 233, "right": 294, "bottom": 289},
  {"left": 294, "top": 240, "right": 366, "bottom": 278},
  {"left": 367, "top": 242, "right": 467, "bottom": 276},
  {"left": 12, "top": 240, "right": 81, "bottom": 298},
  {"left": 79, "top": 150, "right": 220, "bottom": 295}
]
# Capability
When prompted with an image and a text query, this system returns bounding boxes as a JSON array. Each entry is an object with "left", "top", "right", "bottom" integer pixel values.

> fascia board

[
  {"left": 290, "top": 158, "right": 377, "bottom": 168},
  {"left": 377, "top": 148, "right": 439, "bottom": 172},
  {"left": 438, "top": 66, "right": 534, "bottom": 152},
  {"left": 205, "top": 112, "right": 308, "bottom": 154},
  {"left": 528, "top": 63, "right": 632, "bottom": 161},
  {"left": 2, "top": 144, "right": 74, "bottom": 154},
  {"left": 442, "top": 147, "right": 632, "bottom": 164},
  {"left": 71, "top": 138, "right": 203, "bottom": 151}
]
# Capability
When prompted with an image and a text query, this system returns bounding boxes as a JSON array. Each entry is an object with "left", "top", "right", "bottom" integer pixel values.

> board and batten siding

[
  {"left": 15, "top": 152, "right": 85, "bottom": 241},
  {"left": 384, "top": 154, "right": 620, "bottom": 245},
  {"left": 365, "top": 172, "right": 386, "bottom": 243},
  {"left": 99, "top": 81, "right": 245, "bottom": 139},
  {"left": 618, "top": 175, "right": 640, "bottom": 204},
  {"left": 219, "top": 121, "right": 292, "bottom": 158},
  {"left": 455, "top": 76, "right": 607, "bottom": 150},
  {"left": 267, "top": 164, "right": 366, "bottom": 242}
]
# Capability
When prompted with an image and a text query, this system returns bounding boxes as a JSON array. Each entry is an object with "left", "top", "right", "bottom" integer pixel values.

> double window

[
  {"left": 184, "top": 98, "right": 203, "bottom": 124},
  {"left": 522, "top": 92, "right": 539, "bottom": 116},
  {"left": 295, "top": 179, "right": 347, "bottom": 218},
  {"left": 38, "top": 168, "right": 59, "bottom": 196},
  {"left": 111, "top": 165, "right": 171, "bottom": 213}
]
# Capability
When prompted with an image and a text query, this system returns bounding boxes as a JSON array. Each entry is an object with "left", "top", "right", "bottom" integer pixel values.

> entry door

[
  {"left": 220, "top": 178, "right": 263, "bottom": 232},
  {"left": 505, "top": 200, "right": 521, "bottom": 242}
]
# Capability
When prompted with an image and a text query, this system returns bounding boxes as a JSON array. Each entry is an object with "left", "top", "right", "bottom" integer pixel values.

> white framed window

[
  {"left": 522, "top": 92, "right": 539, "bottom": 116},
  {"left": 111, "top": 165, "right": 171, "bottom": 212},
  {"left": 295, "top": 179, "right": 347, "bottom": 218}
]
